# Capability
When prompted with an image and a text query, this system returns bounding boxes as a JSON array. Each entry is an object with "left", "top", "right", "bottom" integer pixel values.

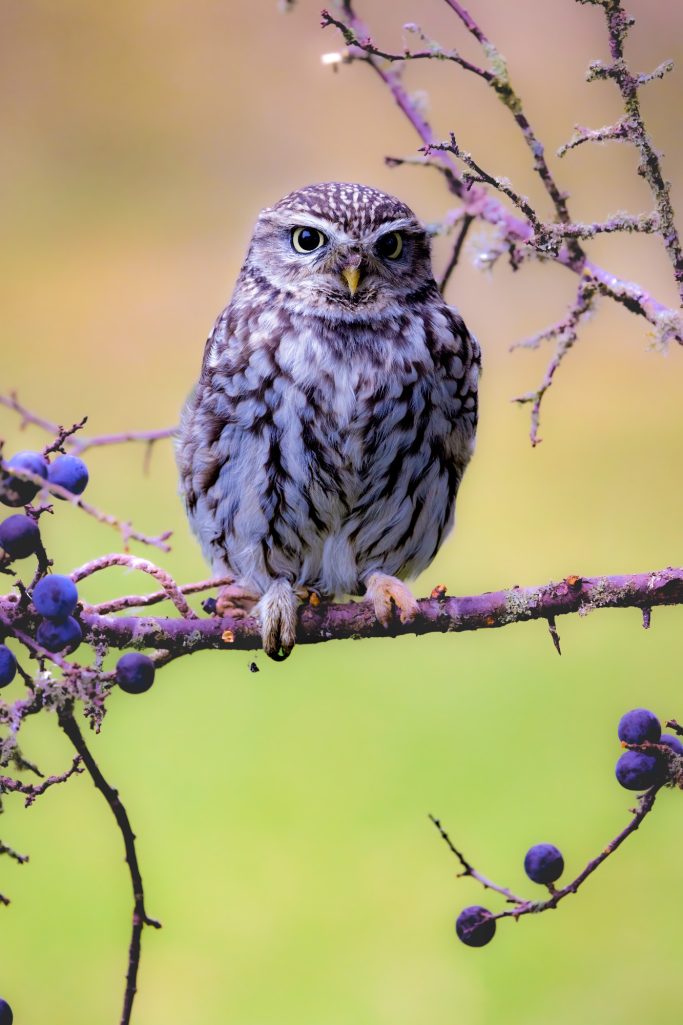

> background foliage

[{"left": 1, "top": 1, "right": 681, "bottom": 1021}]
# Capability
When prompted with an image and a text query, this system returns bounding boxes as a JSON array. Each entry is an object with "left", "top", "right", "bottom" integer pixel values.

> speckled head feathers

[{"left": 264, "top": 182, "right": 418, "bottom": 235}]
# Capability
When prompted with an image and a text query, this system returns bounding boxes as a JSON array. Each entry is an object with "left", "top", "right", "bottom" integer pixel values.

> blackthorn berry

[
  {"left": 0, "top": 514, "right": 41, "bottom": 559},
  {"left": 0, "top": 646, "right": 17, "bottom": 688},
  {"left": 618, "top": 708, "right": 661, "bottom": 745},
  {"left": 33, "top": 574, "right": 78, "bottom": 622},
  {"left": 615, "top": 749, "right": 665, "bottom": 790},
  {"left": 0, "top": 998, "right": 13, "bottom": 1025},
  {"left": 1, "top": 451, "right": 48, "bottom": 507},
  {"left": 524, "top": 843, "right": 564, "bottom": 884},
  {"left": 116, "top": 652, "right": 155, "bottom": 694},
  {"left": 455, "top": 905, "right": 496, "bottom": 947},
  {"left": 660, "top": 733, "right": 683, "bottom": 756},
  {"left": 48, "top": 454, "right": 89, "bottom": 497},
  {"left": 36, "top": 616, "right": 82, "bottom": 654}
]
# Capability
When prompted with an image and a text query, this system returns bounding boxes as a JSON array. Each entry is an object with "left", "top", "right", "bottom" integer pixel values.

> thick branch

[{"left": 4, "top": 567, "right": 680, "bottom": 655}]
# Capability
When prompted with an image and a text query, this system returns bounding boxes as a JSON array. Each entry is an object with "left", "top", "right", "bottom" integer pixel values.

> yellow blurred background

[{"left": 1, "top": 1, "right": 682, "bottom": 1022}]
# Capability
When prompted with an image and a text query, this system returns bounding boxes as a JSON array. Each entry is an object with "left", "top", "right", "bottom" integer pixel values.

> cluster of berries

[
  {"left": 0, "top": 449, "right": 156, "bottom": 695},
  {"left": 615, "top": 707, "right": 682, "bottom": 789},
  {"left": 455, "top": 708, "right": 680, "bottom": 948},
  {"left": 456, "top": 842, "right": 564, "bottom": 948},
  {"left": 0, "top": 449, "right": 89, "bottom": 563}
]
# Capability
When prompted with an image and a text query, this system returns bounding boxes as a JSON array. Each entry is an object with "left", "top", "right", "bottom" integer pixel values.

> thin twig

[
  {"left": 0, "top": 756, "right": 83, "bottom": 806},
  {"left": 433, "top": 784, "right": 661, "bottom": 931},
  {"left": 429, "top": 815, "right": 526, "bottom": 904},
  {"left": 58, "top": 709, "right": 161, "bottom": 1025},
  {"left": 70, "top": 554, "right": 199, "bottom": 619},
  {"left": 0, "top": 460, "right": 172, "bottom": 553},
  {"left": 0, "top": 392, "right": 175, "bottom": 457},
  {"left": 439, "top": 213, "right": 475, "bottom": 294}
]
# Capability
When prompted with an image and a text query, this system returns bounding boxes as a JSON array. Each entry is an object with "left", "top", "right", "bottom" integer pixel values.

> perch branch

[{"left": 3, "top": 567, "right": 681, "bottom": 655}]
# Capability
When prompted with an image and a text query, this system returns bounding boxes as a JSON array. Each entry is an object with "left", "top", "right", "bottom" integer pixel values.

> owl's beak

[{"left": 341, "top": 266, "right": 361, "bottom": 296}]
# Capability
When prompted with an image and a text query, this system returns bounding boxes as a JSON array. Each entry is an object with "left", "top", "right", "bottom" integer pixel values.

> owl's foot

[
  {"left": 216, "top": 582, "right": 260, "bottom": 621},
  {"left": 257, "top": 578, "right": 299, "bottom": 662},
  {"left": 364, "top": 572, "right": 419, "bottom": 628}
]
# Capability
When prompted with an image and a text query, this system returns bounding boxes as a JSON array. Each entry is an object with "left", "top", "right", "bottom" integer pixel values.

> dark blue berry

[
  {"left": 202, "top": 597, "right": 217, "bottom": 615},
  {"left": 618, "top": 708, "right": 661, "bottom": 745},
  {"left": 660, "top": 733, "right": 683, "bottom": 756},
  {"left": 615, "top": 749, "right": 665, "bottom": 790},
  {"left": 0, "top": 646, "right": 17, "bottom": 688},
  {"left": 1, "top": 451, "right": 48, "bottom": 507},
  {"left": 524, "top": 843, "right": 564, "bottom": 884},
  {"left": 36, "top": 617, "right": 82, "bottom": 654},
  {"left": 0, "top": 515, "right": 41, "bottom": 559},
  {"left": 455, "top": 905, "right": 496, "bottom": 947},
  {"left": 32, "top": 574, "right": 78, "bottom": 622},
  {"left": 48, "top": 454, "right": 89, "bottom": 497},
  {"left": 0, "top": 998, "right": 13, "bottom": 1025},
  {"left": 116, "top": 653, "right": 155, "bottom": 694}
]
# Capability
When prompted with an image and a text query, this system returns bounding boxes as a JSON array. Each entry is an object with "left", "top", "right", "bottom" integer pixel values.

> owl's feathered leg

[
  {"left": 364, "top": 572, "right": 419, "bottom": 628},
  {"left": 257, "top": 578, "right": 299, "bottom": 661}
]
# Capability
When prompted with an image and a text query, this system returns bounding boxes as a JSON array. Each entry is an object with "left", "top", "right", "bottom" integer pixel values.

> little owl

[{"left": 177, "top": 182, "right": 480, "bottom": 660}]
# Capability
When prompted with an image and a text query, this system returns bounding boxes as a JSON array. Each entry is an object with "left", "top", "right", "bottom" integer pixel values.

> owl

[{"left": 177, "top": 182, "right": 480, "bottom": 660}]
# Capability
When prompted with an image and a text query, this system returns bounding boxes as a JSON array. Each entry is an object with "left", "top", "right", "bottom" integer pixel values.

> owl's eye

[
  {"left": 376, "top": 231, "right": 403, "bottom": 260},
  {"left": 291, "top": 227, "right": 327, "bottom": 254}
]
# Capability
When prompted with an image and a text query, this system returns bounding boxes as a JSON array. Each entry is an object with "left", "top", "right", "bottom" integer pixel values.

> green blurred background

[{"left": 1, "top": 1, "right": 682, "bottom": 1022}]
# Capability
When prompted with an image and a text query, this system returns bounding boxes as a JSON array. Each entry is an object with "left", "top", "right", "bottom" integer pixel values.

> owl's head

[{"left": 245, "top": 182, "right": 435, "bottom": 320}]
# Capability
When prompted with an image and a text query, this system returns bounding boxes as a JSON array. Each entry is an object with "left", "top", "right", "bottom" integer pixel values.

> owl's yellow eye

[
  {"left": 376, "top": 231, "right": 403, "bottom": 260},
  {"left": 291, "top": 226, "right": 327, "bottom": 254}
]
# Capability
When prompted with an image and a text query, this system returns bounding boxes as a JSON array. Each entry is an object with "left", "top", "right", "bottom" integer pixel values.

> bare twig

[
  {"left": 512, "top": 274, "right": 598, "bottom": 445},
  {"left": 321, "top": 0, "right": 683, "bottom": 444},
  {"left": 0, "top": 756, "right": 83, "bottom": 806},
  {"left": 70, "top": 554, "right": 199, "bottom": 619},
  {"left": 58, "top": 709, "right": 161, "bottom": 1025},
  {"left": 0, "top": 392, "right": 175, "bottom": 457},
  {"left": 438, "top": 213, "right": 475, "bottom": 294}
]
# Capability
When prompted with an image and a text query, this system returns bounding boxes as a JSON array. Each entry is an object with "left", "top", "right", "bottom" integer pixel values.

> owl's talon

[
  {"left": 364, "top": 572, "right": 419, "bottom": 628},
  {"left": 216, "top": 583, "right": 260, "bottom": 618}
]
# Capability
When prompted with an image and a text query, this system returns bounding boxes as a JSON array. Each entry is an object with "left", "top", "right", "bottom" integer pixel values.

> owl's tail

[{"left": 257, "top": 578, "right": 299, "bottom": 661}]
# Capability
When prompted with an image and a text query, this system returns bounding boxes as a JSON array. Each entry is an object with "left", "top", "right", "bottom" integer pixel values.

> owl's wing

[
  {"left": 434, "top": 305, "right": 481, "bottom": 464},
  {"left": 176, "top": 305, "right": 242, "bottom": 546}
]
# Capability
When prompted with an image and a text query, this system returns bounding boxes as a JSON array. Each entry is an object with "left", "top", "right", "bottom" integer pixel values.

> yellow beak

[{"left": 341, "top": 266, "right": 361, "bottom": 296}]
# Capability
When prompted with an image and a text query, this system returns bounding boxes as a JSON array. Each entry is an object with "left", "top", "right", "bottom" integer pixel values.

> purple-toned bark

[
  {"left": 321, "top": 0, "right": 683, "bottom": 444},
  {"left": 4, "top": 567, "right": 679, "bottom": 656}
]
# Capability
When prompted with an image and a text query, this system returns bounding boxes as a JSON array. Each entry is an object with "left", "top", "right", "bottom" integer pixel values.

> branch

[
  {"left": 58, "top": 709, "right": 161, "bottom": 1025},
  {"left": 512, "top": 274, "right": 598, "bottom": 445},
  {"left": 0, "top": 392, "right": 175, "bottom": 459},
  {"left": 580, "top": 0, "right": 683, "bottom": 301},
  {"left": 3, "top": 567, "right": 681, "bottom": 655},
  {"left": 0, "top": 755, "right": 83, "bottom": 807},
  {"left": 432, "top": 783, "right": 661, "bottom": 933},
  {"left": 0, "top": 459, "right": 172, "bottom": 553},
  {"left": 321, "top": 0, "right": 683, "bottom": 442}
]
